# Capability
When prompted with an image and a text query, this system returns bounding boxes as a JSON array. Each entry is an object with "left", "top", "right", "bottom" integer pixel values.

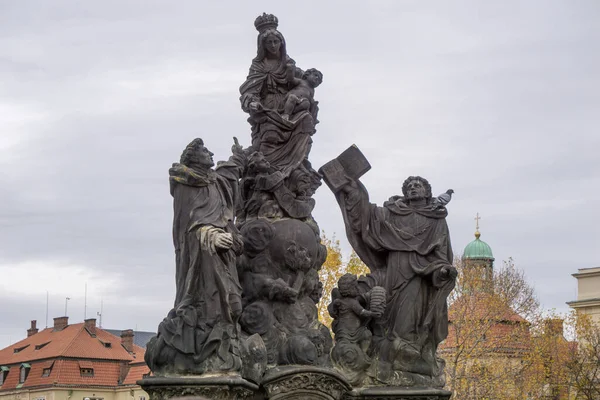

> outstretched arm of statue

[
  {"left": 338, "top": 177, "right": 373, "bottom": 234},
  {"left": 359, "top": 309, "right": 378, "bottom": 318},
  {"left": 196, "top": 226, "right": 233, "bottom": 254},
  {"left": 216, "top": 137, "right": 248, "bottom": 181}
]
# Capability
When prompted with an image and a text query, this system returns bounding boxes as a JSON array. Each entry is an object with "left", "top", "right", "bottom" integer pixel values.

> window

[
  {"left": 40, "top": 361, "right": 54, "bottom": 378},
  {"left": 0, "top": 366, "right": 8, "bottom": 385},
  {"left": 35, "top": 342, "right": 51, "bottom": 350},
  {"left": 14, "top": 345, "right": 30, "bottom": 354},
  {"left": 99, "top": 341, "right": 111, "bottom": 348},
  {"left": 79, "top": 360, "right": 94, "bottom": 377},
  {"left": 19, "top": 363, "right": 31, "bottom": 383}
]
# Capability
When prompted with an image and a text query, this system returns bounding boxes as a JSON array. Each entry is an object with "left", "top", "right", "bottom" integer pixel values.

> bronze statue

[
  {"left": 141, "top": 13, "right": 455, "bottom": 400},
  {"left": 239, "top": 13, "right": 322, "bottom": 177},
  {"left": 322, "top": 147, "right": 457, "bottom": 387},
  {"left": 145, "top": 138, "right": 247, "bottom": 375}
]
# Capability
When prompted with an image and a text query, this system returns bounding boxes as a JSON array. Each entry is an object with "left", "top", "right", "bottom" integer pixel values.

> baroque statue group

[{"left": 142, "top": 13, "right": 457, "bottom": 400}]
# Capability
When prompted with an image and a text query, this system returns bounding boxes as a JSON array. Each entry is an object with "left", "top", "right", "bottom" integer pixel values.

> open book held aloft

[{"left": 319, "top": 145, "right": 371, "bottom": 192}]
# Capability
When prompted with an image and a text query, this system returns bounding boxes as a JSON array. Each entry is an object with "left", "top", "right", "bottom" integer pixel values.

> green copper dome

[{"left": 462, "top": 231, "right": 494, "bottom": 260}]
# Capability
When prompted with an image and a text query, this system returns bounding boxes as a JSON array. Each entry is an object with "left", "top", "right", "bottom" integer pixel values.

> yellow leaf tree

[
  {"left": 317, "top": 233, "right": 345, "bottom": 328},
  {"left": 565, "top": 312, "right": 600, "bottom": 400},
  {"left": 441, "top": 257, "right": 547, "bottom": 399},
  {"left": 347, "top": 249, "right": 370, "bottom": 277},
  {"left": 317, "top": 233, "right": 371, "bottom": 329}
]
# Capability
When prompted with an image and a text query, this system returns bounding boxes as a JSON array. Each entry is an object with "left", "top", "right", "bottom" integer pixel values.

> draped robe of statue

[
  {"left": 149, "top": 156, "right": 245, "bottom": 374},
  {"left": 336, "top": 181, "right": 455, "bottom": 376},
  {"left": 239, "top": 30, "right": 317, "bottom": 176}
]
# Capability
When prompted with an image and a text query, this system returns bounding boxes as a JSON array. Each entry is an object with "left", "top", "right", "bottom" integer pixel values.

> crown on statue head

[{"left": 254, "top": 13, "right": 279, "bottom": 33}]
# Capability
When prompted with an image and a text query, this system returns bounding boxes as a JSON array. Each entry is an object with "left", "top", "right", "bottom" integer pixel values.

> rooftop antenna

[
  {"left": 84, "top": 283, "right": 87, "bottom": 320},
  {"left": 65, "top": 297, "right": 71, "bottom": 317},
  {"left": 45, "top": 291, "right": 49, "bottom": 328},
  {"left": 97, "top": 298, "right": 103, "bottom": 328}
]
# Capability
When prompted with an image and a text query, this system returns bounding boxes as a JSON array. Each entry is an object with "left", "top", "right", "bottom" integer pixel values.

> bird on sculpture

[{"left": 436, "top": 189, "right": 454, "bottom": 206}]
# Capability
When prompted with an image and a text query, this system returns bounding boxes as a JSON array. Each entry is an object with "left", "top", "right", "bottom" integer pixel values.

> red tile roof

[
  {"left": 122, "top": 364, "right": 151, "bottom": 385},
  {"left": 55, "top": 359, "right": 122, "bottom": 386},
  {"left": 0, "top": 322, "right": 150, "bottom": 391},
  {"left": 78, "top": 360, "right": 94, "bottom": 369},
  {"left": 0, "top": 323, "right": 145, "bottom": 366},
  {"left": 448, "top": 293, "right": 528, "bottom": 324},
  {"left": 441, "top": 293, "right": 532, "bottom": 354}
]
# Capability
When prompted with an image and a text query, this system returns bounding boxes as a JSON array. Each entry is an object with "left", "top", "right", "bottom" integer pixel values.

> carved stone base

[
  {"left": 342, "top": 387, "right": 452, "bottom": 400},
  {"left": 262, "top": 366, "right": 352, "bottom": 400},
  {"left": 138, "top": 375, "right": 259, "bottom": 400}
]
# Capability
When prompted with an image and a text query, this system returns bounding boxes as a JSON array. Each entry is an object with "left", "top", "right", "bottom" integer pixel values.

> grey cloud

[{"left": 1, "top": 0, "right": 599, "bottom": 349}]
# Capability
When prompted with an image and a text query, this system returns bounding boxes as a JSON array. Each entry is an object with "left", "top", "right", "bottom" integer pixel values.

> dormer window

[
  {"left": 0, "top": 366, "right": 9, "bottom": 385},
  {"left": 14, "top": 344, "right": 30, "bottom": 354},
  {"left": 19, "top": 363, "right": 31, "bottom": 383},
  {"left": 41, "top": 361, "right": 54, "bottom": 377},
  {"left": 78, "top": 361, "right": 94, "bottom": 377},
  {"left": 35, "top": 342, "right": 50, "bottom": 350},
  {"left": 99, "top": 340, "right": 112, "bottom": 348},
  {"left": 80, "top": 368, "right": 94, "bottom": 377}
]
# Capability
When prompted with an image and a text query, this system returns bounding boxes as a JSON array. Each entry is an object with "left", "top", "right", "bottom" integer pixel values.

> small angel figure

[
  {"left": 329, "top": 274, "right": 381, "bottom": 352},
  {"left": 282, "top": 65, "right": 323, "bottom": 121}
]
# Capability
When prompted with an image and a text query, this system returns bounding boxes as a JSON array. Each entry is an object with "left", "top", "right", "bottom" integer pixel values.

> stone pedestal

[
  {"left": 138, "top": 375, "right": 259, "bottom": 400},
  {"left": 261, "top": 366, "right": 351, "bottom": 400},
  {"left": 342, "top": 387, "right": 452, "bottom": 400}
]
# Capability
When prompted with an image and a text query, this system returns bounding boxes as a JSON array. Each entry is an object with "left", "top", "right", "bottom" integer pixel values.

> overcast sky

[{"left": 1, "top": 1, "right": 599, "bottom": 348}]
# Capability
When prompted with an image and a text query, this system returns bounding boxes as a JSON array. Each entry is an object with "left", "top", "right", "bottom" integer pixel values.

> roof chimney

[
  {"left": 118, "top": 361, "right": 130, "bottom": 384},
  {"left": 120, "top": 329, "right": 134, "bottom": 353},
  {"left": 53, "top": 316, "right": 69, "bottom": 331},
  {"left": 27, "top": 320, "right": 39, "bottom": 337},
  {"left": 84, "top": 318, "right": 97, "bottom": 336}
]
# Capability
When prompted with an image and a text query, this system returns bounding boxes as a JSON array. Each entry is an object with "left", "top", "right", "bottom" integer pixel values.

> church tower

[{"left": 462, "top": 213, "right": 495, "bottom": 284}]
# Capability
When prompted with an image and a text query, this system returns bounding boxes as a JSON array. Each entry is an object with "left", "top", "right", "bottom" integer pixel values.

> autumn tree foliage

[
  {"left": 441, "top": 257, "right": 600, "bottom": 399},
  {"left": 317, "top": 234, "right": 344, "bottom": 328},
  {"left": 441, "top": 257, "right": 545, "bottom": 399},
  {"left": 565, "top": 312, "right": 600, "bottom": 400},
  {"left": 317, "top": 234, "right": 599, "bottom": 399},
  {"left": 317, "top": 232, "right": 369, "bottom": 328},
  {"left": 526, "top": 315, "right": 575, "bottom": 399}
]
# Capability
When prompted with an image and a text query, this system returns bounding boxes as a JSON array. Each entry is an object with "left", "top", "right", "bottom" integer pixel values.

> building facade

[
  {"left": 0, "top": 317, "right": 150, "bottom": 400},
  {"left": 567, "top": 267, "right": 600, "bottom": 325}
]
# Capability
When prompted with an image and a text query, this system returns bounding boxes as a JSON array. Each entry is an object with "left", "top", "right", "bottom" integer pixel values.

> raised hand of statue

[
  {"left": 340, "top": 177, "right": 359, "bottom": 194},
  {"left": 215, "top": 232, "right": 234, "bottom": 251},
  {"left": 231, "top": 137, "right": 244, "bottom": 155}
]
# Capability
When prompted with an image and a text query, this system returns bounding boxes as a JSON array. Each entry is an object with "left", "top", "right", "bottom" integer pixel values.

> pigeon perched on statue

[{"left": 435, "top": 189, "right": 454, "bottom": 207}]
